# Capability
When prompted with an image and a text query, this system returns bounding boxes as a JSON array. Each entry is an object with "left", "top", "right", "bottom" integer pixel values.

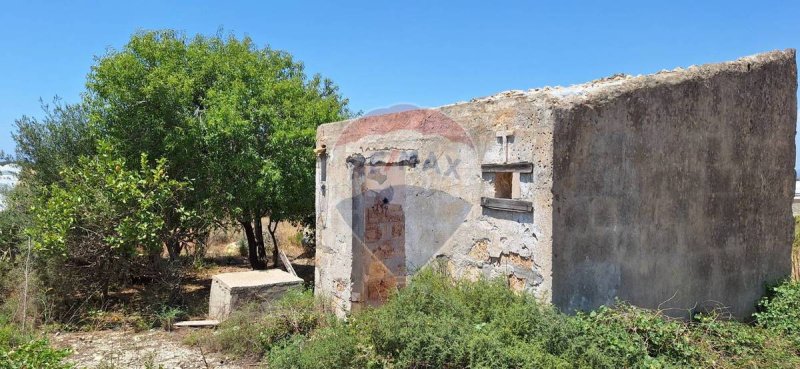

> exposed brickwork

[
  {"left": 364, "top": 201, "right": 406, "bottom": 304},
  {"left": 499, "top": 252, "right": 534, "bottom": 269},
  {"left": 468, "top": 239, "right": 489, "bottom": 260},
  {"left": 508, "top": 274, "right": 527, "bottom": 293}
]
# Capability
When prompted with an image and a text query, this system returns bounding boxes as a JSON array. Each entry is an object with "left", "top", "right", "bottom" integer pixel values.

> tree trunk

[
  {"left": 164, "top": 212, "right": 184, "bottom": 261},
  {"left": 148, "top": 247, "right": 162, "bottom": 277},
  {"left": 268, "top": 219, "right": 281, "bottom": 269},
  {"left": 100, "top": 254, "right": 111, "bottom": 301},
  {"left": 240, "top": 220, "right": 267, "bottom": 270},
  {"left": 166, "top": 237, "right": 182, "bottom": 261},
  {"left": 254, "top": 218, "right": 267, "bottom": 261}
]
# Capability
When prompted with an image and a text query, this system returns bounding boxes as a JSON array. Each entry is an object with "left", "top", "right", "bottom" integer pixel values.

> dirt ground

[
  {"left": 52, "top": 329, "right": 254, "bottom": 369},
  {"left": 50, "top": 221, "right": 313, "bottom": 368}
]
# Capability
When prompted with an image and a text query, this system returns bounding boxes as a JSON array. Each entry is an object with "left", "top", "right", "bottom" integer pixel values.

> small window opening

[
  {"left": 316, "top": 144, "right": 328, "bottom": 182},
  {"left": 320, "top": 157, "right": 327, "bottom": 182},
  {"left": 495, "top": 172, "right": 513, "bottom": 199}
]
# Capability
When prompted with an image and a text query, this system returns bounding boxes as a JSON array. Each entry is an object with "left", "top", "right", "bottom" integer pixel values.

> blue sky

[{"left": 1, "top": 1, "right": 798, "bottom": 167}]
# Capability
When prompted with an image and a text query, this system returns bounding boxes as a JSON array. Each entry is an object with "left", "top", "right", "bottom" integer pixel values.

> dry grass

[
  {"left": 205, "top": 220, "right": 307, "bottom": 259},
  {"left": 33, "top": 219, "right": 313, "bottom": 331},
  {"left": 273, "top": 221, "right": 306, "bottom": 258}
]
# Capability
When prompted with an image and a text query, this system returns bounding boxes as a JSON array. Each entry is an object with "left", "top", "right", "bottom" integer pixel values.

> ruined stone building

[{"left": 314, "top": 50, "right": 797, "bottom": 318}]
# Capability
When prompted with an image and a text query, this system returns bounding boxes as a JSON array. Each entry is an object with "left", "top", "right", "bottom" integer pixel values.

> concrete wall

[
  {"left": 315, "top": 97, "right": 556, "bottom": 315},
  {"left": 550, "top": 50, "right": 797, "bottom": 318},
  {"left": 315, "top": 49, "right": 797, "bottom": 319}
]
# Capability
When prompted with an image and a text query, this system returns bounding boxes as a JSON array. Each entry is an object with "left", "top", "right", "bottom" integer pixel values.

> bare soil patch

[{"left": 51, "top": 329, "right": 255, "bottom": 368}]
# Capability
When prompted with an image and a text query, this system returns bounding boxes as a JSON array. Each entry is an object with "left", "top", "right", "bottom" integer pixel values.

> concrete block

[{"left": 209, "top": 270, "right": 303, "bottom": 321}]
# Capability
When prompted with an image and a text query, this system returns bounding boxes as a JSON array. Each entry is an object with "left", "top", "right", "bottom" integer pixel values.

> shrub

[
  {"left": 237, "top": 238, "right": 248, "bottom": 258},
  {"left": 262, "top": 270, "right": 800, "bottom": 369},
  {"left": 268, "top": 325, "right": 366, "bottom": 369},
  {"left": 0, "top": 316, "right": 31, "bottom": 352},
  {"left": 755, "top": 280, "right": 800, "bottom": 348},
  {"left": 155, "top": 306, "right": 186, "bottom": 332},
  {"left": 192, "top": 288, "right": 332, "bottom": 359},
  {"left": 267, "top": 270, "right": 635, "bottom": 368},
  {"left": 792, "top": 216, "right": 800, "bottom": 281},
  {"left": 0, "top": 339, "right": 72, "bottom": 369},
  {"left": 28, "top": 143, "right": 199, "bottom": 320}
]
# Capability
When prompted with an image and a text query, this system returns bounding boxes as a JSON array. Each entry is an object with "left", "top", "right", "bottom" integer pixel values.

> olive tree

[{"left": 13, "top": 99, "right": 95, "bottom": 186}]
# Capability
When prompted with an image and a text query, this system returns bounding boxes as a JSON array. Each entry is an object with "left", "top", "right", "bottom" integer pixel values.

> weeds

[
  {"left": 755, "top": 280, "right": 800, "bottom": 348},
  {"left": 188, "top": 288, "right": 333, "bottom": 359},
  {"left": 155, "top": 306, "right": 186, "bottom": 332},
  {"left": 0, "top": 338, "right": 72, "bottom": 369},
  {"left": 226, "top": 269, "right": 800, "bottom": 369}
]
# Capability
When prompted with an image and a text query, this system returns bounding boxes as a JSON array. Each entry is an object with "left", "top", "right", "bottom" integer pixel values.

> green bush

[
  {"left": 260, "top": 270, "right": 800, "bottom": 369},
  {"left": 0, "top": 317, "right": 30, "bottom": 352},
  {"left": 755, "top": 280, "right": 800, "bottom": 348},
  {"left": 267, "top": 271, "right": 639, "bottom": 368},
  {"left": 191, "top": 288, "right": 333, "bottom": 359},
  {"left": 792, "top": 216, "right": 800, "bottom": 282},
  {"left": 155, "top": 306, "right": 186, "bottom": 332},
  {"left": 0, "top": 339, "right": 72, "bottom": 369}
]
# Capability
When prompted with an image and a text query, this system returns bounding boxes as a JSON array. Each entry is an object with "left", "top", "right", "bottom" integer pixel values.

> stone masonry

[{"left": 314, "top": 50, "right": 797, "bottom": 318}]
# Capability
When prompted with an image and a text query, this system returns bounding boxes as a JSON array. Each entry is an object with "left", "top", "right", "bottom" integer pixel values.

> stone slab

[{"left": 209, "top": 269, "right": 303, "bottom": 321}]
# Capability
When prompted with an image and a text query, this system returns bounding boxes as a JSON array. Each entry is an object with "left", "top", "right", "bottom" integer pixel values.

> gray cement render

[
  {"left": 209, "top": 270, "right": 303, "bottom": 320},
  {"left": 314, "top": 50, "right": 797, "bottom": 318}
]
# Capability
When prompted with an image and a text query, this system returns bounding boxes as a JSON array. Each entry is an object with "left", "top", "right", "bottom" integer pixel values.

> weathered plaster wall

[
  {"left": 315, "top": 97, "right": 555, "bottom": 315},
  {"left": 550, "top": 50, "right": 797, "bottom": 318},
  {"left": 316, "top": 49, "right": 796, "bottom": 319}
]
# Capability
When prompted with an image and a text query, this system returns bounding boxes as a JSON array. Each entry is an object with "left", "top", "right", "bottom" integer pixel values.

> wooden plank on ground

[
  {"left": 279, "top": 250, "right": 297, "bottom": 277},
  {"left": 174, "top": 320, "right": 219, "bottom": 328}
]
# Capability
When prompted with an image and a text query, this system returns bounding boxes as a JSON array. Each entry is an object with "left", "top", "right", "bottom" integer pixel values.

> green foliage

[
  {"left": 792, "top": 216, "right": 800, "bottom": 280},
  {"left": 32, "top": 145, "right": 187, "bottom": 258},
  {"left": 0, "top": 208, "right": 24, "bottom": 269},
  {"left": 13, "top": 99, "right": 95, "bottom": 186},
  {"left": 267, "top": 325, "right": 365, "bottom": 369},
  {"left": 193, "top": 288, "right": 332, "bottom": 359},
  {"left": 85, "top": 29, "right": 350, "bottom": 268},
  {"left": 155, "top": 306, "right": 186, "bottom": 331},
  {"left": 0, "top": 315, "right": 31, "bottom": 352},
  {"left": 0, "top": 179, "right": 37, "bottom": 268},
  {"left": 0, "top": 313, "right": 72, "bottom": 369},
  {"left": 259, "top": 270, "right": 800, "bottom": 369},
  {"left": 755, "top": 280, "right": 800, "bottom": 348},
  {"left": 237, "top": 237, "right": 248, "bottom": 257},
  {"left": 256, "top": 288, "right": 324, "bottom": 351},
  {"left": 28, "top": 143, "right": 196, "bottom": 311},
  {"left": 0, "top": 339, "right": 72, "bottom": 369}
]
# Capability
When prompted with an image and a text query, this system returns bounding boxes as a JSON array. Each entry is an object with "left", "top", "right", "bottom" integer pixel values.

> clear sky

[{"left": 1, "top": 1, "right": 798, "bottom": 167}]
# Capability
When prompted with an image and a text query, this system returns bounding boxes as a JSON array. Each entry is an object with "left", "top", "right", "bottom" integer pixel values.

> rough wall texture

[
  {"left": 315, "top": 49, "right": 797, "bottom": 319},
  {"left": 316, "top": 100, "right": 555, "bottom": 314},
  {"left": 551, "top": 50, "right": 797, "bottom": 318}
]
